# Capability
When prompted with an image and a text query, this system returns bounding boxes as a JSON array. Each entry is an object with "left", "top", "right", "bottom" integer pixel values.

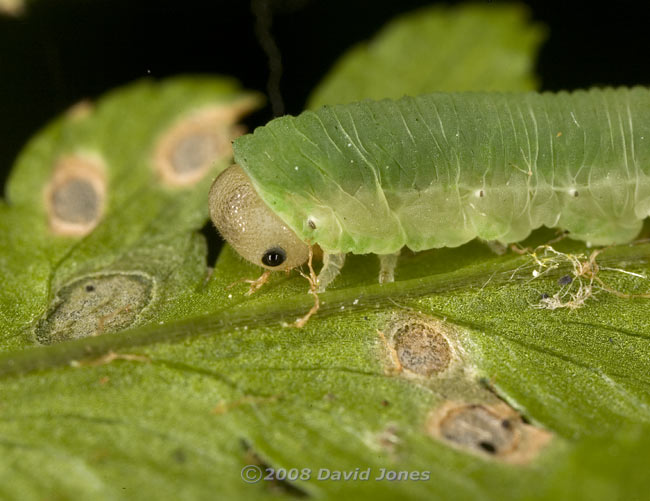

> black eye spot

[{"left": 262, "top": 247, "right": 286, "bottom": 267}]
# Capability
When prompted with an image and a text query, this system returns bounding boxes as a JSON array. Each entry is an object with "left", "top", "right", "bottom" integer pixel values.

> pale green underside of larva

[{"left": 233, "top": 88, "right": 650, "bottom": 255}]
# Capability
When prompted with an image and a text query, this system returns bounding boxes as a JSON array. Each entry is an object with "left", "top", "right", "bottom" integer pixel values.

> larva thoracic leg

[
  {"left": 378, "top": 251, "right": 401, "bottom": 284},
  {"left": 317, "top": 253, "right": 347, "bottom": 292},
  {"left": 483, "top": 240, "right": 509, "bottom": 255}
]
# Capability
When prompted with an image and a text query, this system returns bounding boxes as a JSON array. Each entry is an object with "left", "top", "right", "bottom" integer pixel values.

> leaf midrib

[{"left": 0, "top": 242, "right": 647, "bottom": 379}]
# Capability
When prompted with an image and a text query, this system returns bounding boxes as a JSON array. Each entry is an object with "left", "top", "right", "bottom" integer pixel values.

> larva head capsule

[{"left": 208, "top": 165, "right": 309, "bottom": 271}]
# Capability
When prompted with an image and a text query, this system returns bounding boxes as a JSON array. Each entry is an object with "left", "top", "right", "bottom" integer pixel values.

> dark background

[{"left": 1, "top": 0, "right": 649, "bottom": 193}]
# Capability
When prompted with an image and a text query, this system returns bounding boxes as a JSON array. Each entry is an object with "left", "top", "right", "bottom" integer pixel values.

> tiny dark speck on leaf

[
  {"left": 381, "top": 400, "right": 390, "bottom": 407},
  {"left": 85, "top": 284, "right": 95, "bottom": 292},
  {"left": 172, "top": 448, "right": 187, "bottom": 463},
  {"left": 558, "top": 275, "right": 573, "bottom": 285},
  {"left": 478, "top": 441, "right": 497, "bottom": 454}
]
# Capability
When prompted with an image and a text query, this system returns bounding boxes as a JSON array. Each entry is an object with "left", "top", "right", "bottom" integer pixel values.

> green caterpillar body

[{"left": 233, "top": 87, "right": 650, "bottom": 255}]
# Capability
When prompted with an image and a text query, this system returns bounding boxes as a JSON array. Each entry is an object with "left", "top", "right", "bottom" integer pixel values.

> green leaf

[
  {"left": 1, "top": 76, "right": 262, "bottom": 351},
  {"left": 307, "top": 3, "right": 546, "bottom": 109},
  {"left": 1, "top": 237, "right": 650, "bottom": 499},
  {"left": 2, "top": 5, "right": 648, "bottom": 501}
]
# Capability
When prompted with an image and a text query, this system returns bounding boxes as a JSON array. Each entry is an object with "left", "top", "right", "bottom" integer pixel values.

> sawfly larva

[{"left": 209, "top": 87, "right": 650, "bottom": 291}]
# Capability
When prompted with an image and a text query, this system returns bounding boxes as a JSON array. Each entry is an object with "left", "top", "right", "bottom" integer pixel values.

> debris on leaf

[{"left": 519, "top": 245, "right": 650, "bottom": 310}]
